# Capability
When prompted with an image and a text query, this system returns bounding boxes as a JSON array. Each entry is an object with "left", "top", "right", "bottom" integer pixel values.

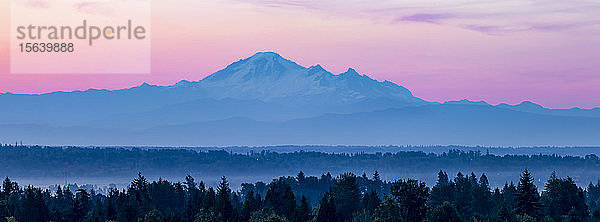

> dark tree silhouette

[
  {"left": 332, "top": 173, "right": 361, "bottom": 221},
  {"left": 294, "top": 196, "right": 311, "bottom": 222},
  {"left": 429, "top": 170, "right": 453, "bottom": 207},
  {"left": 471, "top": 173, "right": 494, "bottom": 216},
  {"left": 426, "top": 201, "right": 464, "bottom": 222},
  {"left": 390, "top": 178, "right": 429, "bottom": 222},
  {"left": 541, "top": 172, "right": 588, "bottom": 221},
  {"left": 316, "top": 192, "right": 336, "bottom": 222},
  {"left": 361, "top": 190, "right": 381, "bottom": 214},
  {"left": 515, "top": 169, "right": 542, "bottom": 218},
  {"left": 264, "top": 179, "right": 296, "bottom": 219},
  {"left": 373, "top": 196, "right": 401, "bottom": 222},
  {"left": 0, "top": 168, "right": 597, "bottom": 222},
  {"left": 22, "top": 186, "right": 49, "bottom": 222},
  {"left": 216, "top": 176, "right": 234, "bottom": 221}
]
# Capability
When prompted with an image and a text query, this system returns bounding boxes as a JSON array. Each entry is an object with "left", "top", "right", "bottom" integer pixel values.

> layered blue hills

[{"left": 1, "top": 52, "right": 599, "bottom": 146}]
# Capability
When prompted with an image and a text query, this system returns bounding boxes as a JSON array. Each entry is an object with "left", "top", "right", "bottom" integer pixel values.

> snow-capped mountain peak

[{"left": 192, "top": 52, "right": 423, "bottom": 105}]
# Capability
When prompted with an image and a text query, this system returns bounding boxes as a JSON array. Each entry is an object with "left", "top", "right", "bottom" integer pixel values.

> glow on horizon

[{"left": 0, "top": 0, "right": 599, "bottom": 108}]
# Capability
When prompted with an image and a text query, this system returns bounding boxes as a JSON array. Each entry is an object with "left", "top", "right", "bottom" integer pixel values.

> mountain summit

[
  {"left": 192, "top": 52, "right": 425, "bottom": 105},
  {"left": 203, "top": 52, "right": 304, "bottom": 83}
]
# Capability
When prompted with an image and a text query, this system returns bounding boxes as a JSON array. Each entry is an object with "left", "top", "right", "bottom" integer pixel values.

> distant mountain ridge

[
  {"left": 174, "top": 52, "right": 426, "bottom": 106},
  {"left": 443, "top": 99, "right": 600, "bottom": 118},
  {"left": 0, "top": 52, "right": 598, "bottom": 146}
]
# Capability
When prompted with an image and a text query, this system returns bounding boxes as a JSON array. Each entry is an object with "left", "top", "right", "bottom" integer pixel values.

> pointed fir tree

[
  {"left": 296, "top": 171, "right": 306, "bottom": 182},
  {"left": 390, "top": 179, "right": 429, "bottom": 222},
  {"left": 541, "top": 172, "right": 588, "bottom": 221},
  {"left": 515, "top": 169, "right": 542, "bottom": 218},
  {"left": 472, "top": 173, "right": 493, "bottom": 216},
  {"left": 294, "top": 195, "right": 311, "bottom": 222},
  {"left": 373, "top": 196, "right": 401, "bottom": 222},
  {"left": 373, "top": 171, "right": 381, "bottom": 182},
  {"left": 430, "top": 170, "right": 454, "bottom": 206},
  {"left": 264, "top": 179, "right": 296, "bottom": 219},
  {"left": 216, "top": 176, "right": 234, "bottom": 221},
  {"left": 362, "top": 190, "right": 381, "bottom": 214},
  {"left": 203, "top": 187, "right": 217, "bottom": 210},
  {"left": 316, "top": 192, "right": 336, "bottom": 222},
  {"left": 184, "top": 174, "right": 197, "bottom": 190},
  {"left": 333, "top": 173, "right": 361, "bottom": 221}
]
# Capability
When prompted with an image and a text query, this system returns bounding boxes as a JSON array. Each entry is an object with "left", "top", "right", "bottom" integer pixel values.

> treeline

[
  {"left": 2, "top": 170, "right": 600, "bottom": 222},
  {"left": 2, "top": 145, "right": 600, "bottom": 187}
]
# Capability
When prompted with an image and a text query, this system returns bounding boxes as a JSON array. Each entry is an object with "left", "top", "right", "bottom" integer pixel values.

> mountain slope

[
  {"left": 0, "top": 52, "right": 598, "bottom": 146},
  {"left": 0, "top": 52, "right": 426, "bottom": 127},
  {"left": 177, "top": 52, "right": 425, "bottom": 105}
]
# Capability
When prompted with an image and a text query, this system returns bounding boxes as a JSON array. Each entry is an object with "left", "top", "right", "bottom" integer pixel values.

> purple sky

[{"left": 1, "top": 0, "right": 600, "bottom": 108}]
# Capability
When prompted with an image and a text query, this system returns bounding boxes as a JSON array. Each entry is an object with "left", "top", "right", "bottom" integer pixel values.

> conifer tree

[
  {"left": 515, "top": 169, "right": 542, "bottom": 218},
  {"left": 333, "top": 173, "right": 361, "bottom": 221},
  {"left": 362, "top": 190, "right": 381, "bottom": 214},
  {"left": 390, "top": 179, "right": 429, "bottom": 222},
  {"left": 72, "top": 189, "right": 91, "bottom": 221},
  {"left": 542, "top": 172, "right": 588, "bottom": 221},
  {"left": 184, "top": 174, "right": 197, "bottom": 190},
  {"left": 297, "top": 171, "right": 306, "bottom": 182},
  {"left": 472, "top": 173, "right": 493, "bottom": 215},
  {"left": 426, "top": 202, "right": 464, "bottom": 222},
  {"left": 294, "top": 196, "right": 311, "bottom": 222},
  {"left": 430, "top": 170, "right": 454, "bottom": 206},
  {"left": 316, "top": 193, "right": 336, "bottom": 222},
  {"left": 264, "top": 179, "right": 296, "bottom": 219},
  {"left": 242, "top": 190, "right": 261, "bottom": 221},
  {"left": 373, "top": 196, "right": 401, "bottom": 222},
  {"left": 204, "top": 187, "right": 216, "bottom": 209},
  {"left": 373, "top": 171, "right": 381, "bottom": 182},
  {"left": 22, "top": 186, "right": 49, "bottom": 222},
  {"left": 185, "top": 175, "right": 202, "bottom": 220},
  {"left": 216, "top": 176, "right": 234, "bottom": 221}
]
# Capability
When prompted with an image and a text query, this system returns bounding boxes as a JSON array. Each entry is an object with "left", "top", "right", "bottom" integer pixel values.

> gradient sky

[{"left": 1, "top": 0, "right": 600, "bottom": 108}]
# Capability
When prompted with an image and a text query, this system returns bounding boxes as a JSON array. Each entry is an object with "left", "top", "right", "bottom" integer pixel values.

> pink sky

[{"left": 1, "top": 0, "right": 600, "bottom": 108}]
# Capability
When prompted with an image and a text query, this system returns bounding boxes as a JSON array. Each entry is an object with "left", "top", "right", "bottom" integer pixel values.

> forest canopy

[
  {"left": 1, "top": 144, "right": 600, "bottom": 188},
  {"left": 1, "top": 169, "right": 599, "bottom": 222}
]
